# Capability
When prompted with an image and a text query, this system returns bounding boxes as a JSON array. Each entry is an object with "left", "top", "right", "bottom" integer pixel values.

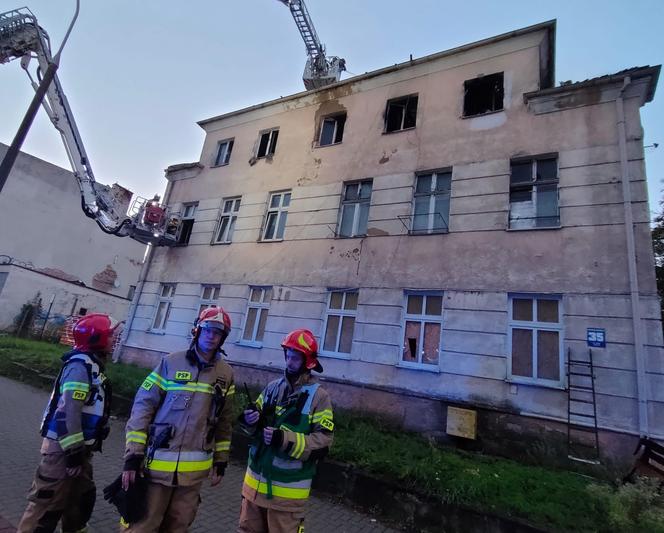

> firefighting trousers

[
  {"left": 123, "top": 482, "right": 202, "bottom": 533},
  {"left": 238, "top": 497, "right": 305, "bottom": 533},
  {"left": 17, "top": 451, "right": 95, "bottom": 533}
]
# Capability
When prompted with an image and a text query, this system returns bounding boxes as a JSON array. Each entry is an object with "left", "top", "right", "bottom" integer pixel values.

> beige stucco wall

[
  {"left": 120, "top": 27, "right": 664, "bottom": 441},
  {"left": 0, "top": 143, "right": 145, "bottom": 298}
]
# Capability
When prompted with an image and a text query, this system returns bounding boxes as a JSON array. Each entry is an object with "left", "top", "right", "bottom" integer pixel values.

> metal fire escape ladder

[{"left": 567, "top": 347, "right": 601, "bottom": 464}]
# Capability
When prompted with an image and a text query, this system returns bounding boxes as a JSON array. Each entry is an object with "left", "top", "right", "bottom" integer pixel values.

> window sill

[
  {"left": 334, "top": 234, "right": 367, "bottom": 240},
  {"left": 210, "top": 163, "right": 230, "bottom": 168},
  {"left": 210, "top": 241, "right": 232, "bottom": 246},
  {"left": 146, "top": 329, "right": 167, "bottom": 336},
  {"left": 506, "top": 376, "right": 565, "bottom": 390},
  {"left": 382, "top": 127, "right": 416, "bottom": 135},
  {"left": 506, "top": 225, "right": 561, "bottom": 232},
  {"left": 236, "top": 340, "right": 263, "bottom": 349},
  {"left": 408, "top": 229, "right": 449, "bottom": 236},
  {"left": 398, "top": 361, "right": 441, "bottom": 373},
  {"left": 320, "top": 351, "right": 351, "bottom": 361},
  {"left": 314, "top": 141, "right": 343, "bottom": 149},
  {"left": 461, "top": 109, "right": 505, "bottom": 120},
  {"left": 258, "top": 238, "right": 284, "bottom": 243}
]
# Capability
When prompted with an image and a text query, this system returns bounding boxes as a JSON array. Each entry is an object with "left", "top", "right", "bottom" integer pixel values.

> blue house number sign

[{"left": 587, "top": 328, "right": 606, "bottom": 348}]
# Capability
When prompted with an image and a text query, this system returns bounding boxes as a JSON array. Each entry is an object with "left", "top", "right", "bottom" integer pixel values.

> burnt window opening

[
  {"left": 319, "top": 113, "right": 346, "bottom": 146},
  {"left": 463, "top": 73, "right": 504, "bottom": 117},
  {"left": 257, "top": 129, "right": 279, "bottom": 158},
  {"left": 176, "top": 202, "right": 198, "bottom": 246},
  {"left": 385, "top": 95, "right": 418, "bottom": 133}
]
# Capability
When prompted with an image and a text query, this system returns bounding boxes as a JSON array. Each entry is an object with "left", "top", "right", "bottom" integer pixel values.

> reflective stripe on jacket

[
  {"left": 124, "top": 349, "right": 235, "bottom": 487},
  {"left": 242, "top": 372, "right": 333, "bottom": 513}
]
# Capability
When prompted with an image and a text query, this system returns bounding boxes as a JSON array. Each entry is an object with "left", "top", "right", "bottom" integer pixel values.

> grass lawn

[{"left": 1, "top": 335, "right": 662, "bottom": 532}]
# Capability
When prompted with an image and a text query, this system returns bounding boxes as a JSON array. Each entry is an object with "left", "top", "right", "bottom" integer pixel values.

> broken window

[
  {"left": 509, "top": 157, "right": 559, "bottom": 229},
  {"left": 262, "top": 191, "right": 290, "bottom": 241},
  {"left": 385, "top": 95, "right": 418, "bottom": 132},
  {"left": 322, "top": 290, "right": 358, "bottom": 355},
  {"left": 256, "top": 129, "right": 279, "bottom": 158},
  {"left": 319, "top": 113, "right": 346, "bottom": 146},
  {"left": 198, "top": 284, "right": 221, "bottom": 316},
  {"left": 463, "top": 72, "right": 504, "bottom": 117},
  {"left": 509, "top": 295, "right": 562, "bottom": 385},
  {"left": 176, "top": 202, "right": 198, "bottom": 245},
  {"left": 213, "top": 197, "right": 241, "bottom": 244},
  {"left": 152, "top": 283, "right": 176, "bottom": 331},
  {"left": 214, "top": 138, "right": 234, "bottom": 166},
  {"left": 339, "top": 180, "right": 372, "bottom": 238},
  {"left": 402, "top": 293, "right": 443, "bottom": 366},
  {"left": 242, "top": 286, "right": 272, "bottom": 344},
  {"left": 412, "top": 170, "right": 452, "bottom": 234}
]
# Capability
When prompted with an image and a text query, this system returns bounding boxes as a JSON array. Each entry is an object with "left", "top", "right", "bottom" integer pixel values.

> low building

[
  {"left": 0, "top": 143, "right": 145, "bottom": 334},
  {"left": 117, "top": 21, "right": 662, "bottom": 464}
]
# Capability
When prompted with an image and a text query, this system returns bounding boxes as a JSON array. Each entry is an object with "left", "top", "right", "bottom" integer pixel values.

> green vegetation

[{"left": 1, "top": 335, "right": 663, "bottom": 532}]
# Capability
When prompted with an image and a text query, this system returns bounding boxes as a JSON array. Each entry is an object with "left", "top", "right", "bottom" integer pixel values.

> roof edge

[{"left": 198, "top": 20, "right": 556, "bottom": 128}]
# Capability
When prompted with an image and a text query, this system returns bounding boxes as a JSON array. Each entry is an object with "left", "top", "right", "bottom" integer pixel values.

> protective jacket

[
  {"left": 40, "top": 350, "right": 111, "bottom": 456},
  {"left": 124, "top": 348, "right": 235, "bottom": 487},
  {"left": 241, "top": 372, "right": 334, "bottom": 513}
]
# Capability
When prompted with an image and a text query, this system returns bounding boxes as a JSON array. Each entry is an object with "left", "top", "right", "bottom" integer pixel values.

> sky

[{"left": 1, "top": 0, "right": 663, "bottom": 216}]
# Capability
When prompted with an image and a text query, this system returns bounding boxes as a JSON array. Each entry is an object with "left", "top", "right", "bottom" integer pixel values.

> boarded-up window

[
  {"left": 402, "top": 293, "right": 443, "bottom": 366},
  {"left": 509, "top": 295, "right": 562, "bottom": 385},
  {"left": 322, "top": 290, "right": 357, "bottom": 355}
]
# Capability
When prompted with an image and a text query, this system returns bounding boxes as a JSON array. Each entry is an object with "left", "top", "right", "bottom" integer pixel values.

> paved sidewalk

[{"left": 0, "top": 376, "right": 396, "bottom": 532}]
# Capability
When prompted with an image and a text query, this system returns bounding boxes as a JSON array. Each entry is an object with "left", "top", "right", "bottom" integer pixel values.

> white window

[
  {"left": 176, "top": 202, "right": 198, "bottom": 245},
  {"left": 214, "top": 197, "right": 241, "bottom": 244},
  {"left": 262, "top": 191, "right": 290, "bottom": 241},
  {"left": 322, "top": 291, "right": 357, "bottom": 356},
  {"left": 339, "top": 180, "right": 372, "bottom": 238},
  {"left": 509, "top": 157, "right": 559, "bottom": 229},
  {"left": 256, "top": 128, "right": 279, "bottom": 158},
  {"left": 198, "top": 284, "right": 221, "bottom": 316},
  {"left": 152, "top": 283, "right": 176, "bottom": 331},
  {"left": 412, "top": 171, "right": 451, "bottom": 234},
  {"left": 402, "top": 293, "right": 443, "bottom": 367},
  {"left": 242, "top": 287, "right": 272, "bottom": 344},
  {"left": 319, "top": 113, "right": 346, "bottom": 146},
  {"left": 214, "top": 138, "right": 234, "bottom": 166},
  {"left": 508, "top": 295, "right": 563, "bottom": 387},
  {"left": 385, "top": 94, "right": 418, "bottom": 133}
]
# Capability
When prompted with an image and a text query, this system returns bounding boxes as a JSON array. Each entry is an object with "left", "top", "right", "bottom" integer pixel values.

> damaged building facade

[
  {"left": 118, "top": 21, "right": 663, "bottom": 462},
  {"left": 0, "top": 143, "right": 145, "bottom": 333}
]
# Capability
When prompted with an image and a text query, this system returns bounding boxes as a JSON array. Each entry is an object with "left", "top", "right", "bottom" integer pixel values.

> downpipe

[{"left": 616, "top": 76, "right": 649, "bottom": 437}]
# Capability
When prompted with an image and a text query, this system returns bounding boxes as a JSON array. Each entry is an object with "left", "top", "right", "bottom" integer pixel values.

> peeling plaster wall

[
  {"left": 120, "top": 29, "right": 664, "bottom": 442},
  {"left": 0, "top": 144, "right": 145, "bottom": 299}
]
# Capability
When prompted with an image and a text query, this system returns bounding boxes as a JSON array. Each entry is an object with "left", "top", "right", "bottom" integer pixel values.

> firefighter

[
  {"left": 239, "top": 328, "right": 334, "bottom": 533},
  {"left": 18, "top": 313, "right": 116, "bottom": 533},
  {"left": 121, "top": 306, "right": 235, "bottom": 532}
]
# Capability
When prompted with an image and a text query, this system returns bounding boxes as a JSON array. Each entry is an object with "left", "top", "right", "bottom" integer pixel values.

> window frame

[
  {"left": 256, "top": 128, "right": 279, "bottom": 159},
  {"left": 261, "top": 191, "right": 291, "bottom": 242},
  {"left": 338, "top": 179, "right": 372, "bottom": 238},
  {"left": 463, "top": 72, "right": 505, "bottom": 118},
  {"left": 212, "top": 197, "right": 241, "bottom": 245},
  {"left": 384, "top": 94, "right": 418, "bottom": 133},
  {"left": 198, "top": 284, "right": 221, "bottom": 317},
  {"left": 399, "top": 291, "right": 443, "bottom": 372},
  {"left": 175, "top": 202, "right": 198, "bottom": 246},
  {"left": 411, "top": 169, "right": 452, "bottom": 235},
  {"left": 507, "top": 293, "right": 564, "bottom": 389},
  {"left": 213, "top": 138, "right": 234, "bottom": 167},
  {"left": 318, "top": 113, "right": 347, "bottom": 147},
  {"left": 151, "top": 283, "right": 176, "bottom": 332},
  {"left": 320, "top": 290, "right": 358, "bottom": 359},
  {"left": 239, "top": 286, "right": 272, "bottom": 347},
  {"left": 508, "top": 156, "right": 560, "bottom": 230}
]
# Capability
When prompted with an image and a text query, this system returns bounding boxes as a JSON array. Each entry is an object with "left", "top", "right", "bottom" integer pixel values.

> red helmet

[
  {"left": 281, "top": 329, "right": 323, "bottom": 373},
  {"left": 195, "top": 306, "right": 231, "bottom": 340},
  {"left": 73, "top": 313, "right": 115, "bottom": 353}
]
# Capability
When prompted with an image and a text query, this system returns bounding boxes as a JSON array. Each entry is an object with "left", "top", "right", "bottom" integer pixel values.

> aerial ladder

[
  {"left": 276, "top": 0, "right": 345, "bottom": 90},
  {"left": 0, "top": 6, "right": 180, "bottom": 246}
]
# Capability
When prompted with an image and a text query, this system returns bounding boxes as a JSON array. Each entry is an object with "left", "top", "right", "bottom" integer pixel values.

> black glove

[
  {"left": 269, "top": 429, "right": 284, "bottom": 449},
  {"left": 214, "top": 461, "right": 227, "bottom": 476},
  {"left": 123, "top": 454, "right": 144, "bottom": 472},
  {"left": 65, "top": 449, "right": 84, "bottom": 468},
  {"left": 103, "top": 474, "right": 149, "bottom": 523}
]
